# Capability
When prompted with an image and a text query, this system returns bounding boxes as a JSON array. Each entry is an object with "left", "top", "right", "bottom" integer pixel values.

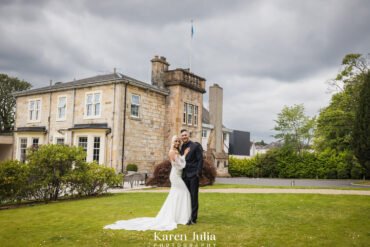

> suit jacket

[{"left": 180, "top": 140, "right": 203, "bottom": 178}]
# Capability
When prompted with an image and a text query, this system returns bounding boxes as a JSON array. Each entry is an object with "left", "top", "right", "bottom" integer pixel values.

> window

[
  {"left": 183, "top": 103, "right": 198, "bottom": 126},
  {"left": 202, "top": 129, "right": 207, "bottom": 138},
  {"left": 20, "top": 138, "right": 27, "bottom": 163},
  {"left": 32, "top": 138, "right": 39, "bottom": 149},
  {"left": 131, "top": 94, "right": 140, "bottom": 118},
  {"left": 56, "top": 138, "right": 65, "bottom": 145},
  {"left": 57, "top": 96, "right": 66, "bottom": 120},
  {"left": 78, "top": 137, "right": 88, "bottom": 160},
  {"left": 187, "top": 104, "right": 193, "bottom": 125},
  {"left": 29, "top": 99, "right": 41, "bottom": 121},
  {"left": 194, "top": 105, "right": 198, "bottom": 126},
  {"left": 183, "top": 103, "right": 187, "bottom": 124},
  {"left": 85, "top": 92, "right": 101, "bottom": 118},
  {"left": 93, "top": 137, "right": 100, "bottom": 162}
]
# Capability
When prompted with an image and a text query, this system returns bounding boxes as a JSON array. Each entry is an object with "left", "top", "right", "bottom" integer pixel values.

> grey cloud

[{"left": 0, "top": 0, "right": 369, "bottom": 142}]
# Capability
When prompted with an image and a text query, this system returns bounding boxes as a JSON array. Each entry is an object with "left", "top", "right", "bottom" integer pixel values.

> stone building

[{"left": 13, "top": 56, "right": 231, "bottom": 175}]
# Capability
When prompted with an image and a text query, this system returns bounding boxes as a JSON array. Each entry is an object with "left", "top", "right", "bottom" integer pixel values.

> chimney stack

[
  {"left": 151, "top": 55, "right": 169, "bottom": 88},
  {"left": 209, "top": 83, "right": 223, "bottom": 153}
]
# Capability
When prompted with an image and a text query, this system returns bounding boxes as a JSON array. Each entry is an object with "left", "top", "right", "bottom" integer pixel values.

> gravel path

[{"left": 108, "top": 187, "right": 370, "bottom": 196}]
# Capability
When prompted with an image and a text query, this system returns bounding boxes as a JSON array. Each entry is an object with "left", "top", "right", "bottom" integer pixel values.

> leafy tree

[
  {"left": 255, "top": 140, "right": 267, "bottom": 146},
  {"left": 273, "top": 104, "right": 316, "bottom": 154},
  {"left": 315, "top": 53, "right": 370, "bottom": 153},
  {"left": 0, "top": 74, "right": 31, "bottom": 132},
  {"left": 352, "top": 71, "right": 370, "bottom": 177},
  {"left": 328, "top": 53, "right": 369, "bottom": 92}
]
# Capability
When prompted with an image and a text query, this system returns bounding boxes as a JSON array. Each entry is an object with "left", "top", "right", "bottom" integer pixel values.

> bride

[{"left": 103, "top": 135, "right": 192, "bottom": 231}]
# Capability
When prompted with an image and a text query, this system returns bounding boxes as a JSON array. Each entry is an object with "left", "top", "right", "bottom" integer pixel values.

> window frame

[
  {"left": 183, "top": 102, "right": 187, "bottom": 124},
  {"left": 55, "top": 137, "right": 65, "bottom": 145},
  {"left": 19, "top": 138, "right": 28, "bottom": 163},
  {"left": 28, "top": 98, "right": 42, "bottom": 122},
  {"left": 194, "top": 105, "right": 198, "bottom": 126},
  {"left": 84, "top": 91, "right": 102, "bottom": 119},
  {"left": 130, "top": 94, "right": 141, "bottom": 118},
  {"left": 56, "top": 95, "right": 67, "bottom": 121},
  {"left": 93, "top": 136, "right": 101, "bottom": 163}
]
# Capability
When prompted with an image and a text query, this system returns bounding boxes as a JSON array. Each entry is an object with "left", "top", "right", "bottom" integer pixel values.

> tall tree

[
  {"left": 0, "top": 74, "right": 32, "bottom": 132},
  {"left": 273, "top": 104, "right": 315, "bottom": 154},
  {"left": 315, "top": 53, "right": 369, "bottom": 153},
  {"left": 352, "top": 71, "right": 370, "bottom": 177}
]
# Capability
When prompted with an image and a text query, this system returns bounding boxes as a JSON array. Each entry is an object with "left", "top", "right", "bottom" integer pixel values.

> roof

[
  {"left": 15, "top": 126, "right": 47, "bottom": 133},
  {"left": 13, "top": 73, "right": 170, "bottom": 97},
  {"left": 201, "top": 106, "right": 226, "bottom": 128}
]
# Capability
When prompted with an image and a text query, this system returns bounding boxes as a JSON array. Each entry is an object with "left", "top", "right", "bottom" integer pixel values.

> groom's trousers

[{"left": 183, "top": 175, "right": 199, "bottom": 222}]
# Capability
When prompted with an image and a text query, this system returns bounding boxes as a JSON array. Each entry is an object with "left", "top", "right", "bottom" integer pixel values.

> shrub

[
  {"left": 126, "top": 163, "right": 138, "bottom": 172},
  {"left": 68, "top": 162, "right": 122, "bottom": 196},
  {"left": 146, "top": 159, "right": 217, "bottom": 187},
  {"left": 229, "top": 147, "right": 363, "bottom": 179},
  {"left": 0, "top": 160, "right": 29, "bottom": 204},
  {"left": 26, "top": 144, "right": 86, "bottom": 202}
]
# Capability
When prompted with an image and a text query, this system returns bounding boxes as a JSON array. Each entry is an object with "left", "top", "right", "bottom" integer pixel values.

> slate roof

[{"left": 13, "top": 73, "right": 170, "bottom": 97}]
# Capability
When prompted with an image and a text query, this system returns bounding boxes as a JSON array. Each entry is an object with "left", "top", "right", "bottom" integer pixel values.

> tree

[
  {"left": 352, "top": 71, "right": 370, "bottom": 177},
  {"left": 327, "top": 53, "right": 369, "bottom": 92},
  {"left": 273, "top": 104, "right": 316, "bottom": 154},
  {"left": 0, "top": 74, "right": 31, "bottom": 132},
  {"left": 315, "top": 53, "right": 370, "bottom": 153},
  {"left": 255, "top": 140, "right": 267, "bottom": 146}
]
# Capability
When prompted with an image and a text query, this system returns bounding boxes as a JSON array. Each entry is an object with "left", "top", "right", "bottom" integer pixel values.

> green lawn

[
  {"left": 144, "top": 183, "right": 370, "bottom": 190},
  {"left": 0, "top": 192, "right": 369, "bottom": 247}
]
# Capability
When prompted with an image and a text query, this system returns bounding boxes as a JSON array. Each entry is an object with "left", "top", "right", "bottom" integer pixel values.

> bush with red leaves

[{"left": 146, "top": 159, "right": 216, "bottom": 187}]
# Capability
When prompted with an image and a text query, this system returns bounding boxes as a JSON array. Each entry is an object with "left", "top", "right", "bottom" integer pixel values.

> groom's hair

[{"left": 180, "top": 129, "right": 188, "bottom": 133}]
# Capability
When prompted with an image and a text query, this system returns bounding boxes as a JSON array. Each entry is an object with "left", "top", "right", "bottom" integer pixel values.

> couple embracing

[{"left": 104, "top": 129, "right": 203, "bottom": 231}]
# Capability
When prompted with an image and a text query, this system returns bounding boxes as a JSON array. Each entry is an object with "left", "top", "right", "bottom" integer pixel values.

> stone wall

[{"left": 123, "top": 84, "right": 167, "bottom": 172}]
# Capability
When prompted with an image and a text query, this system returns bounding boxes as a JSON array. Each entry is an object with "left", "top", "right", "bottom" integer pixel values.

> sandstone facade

[{"left": 13, "top": 56, "right": 208, "bottom": 174}]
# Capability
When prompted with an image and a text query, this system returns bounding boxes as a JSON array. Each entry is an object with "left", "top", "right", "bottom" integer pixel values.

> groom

[{"left": 180, "top": 129, "right": 203, "bottom": 225}]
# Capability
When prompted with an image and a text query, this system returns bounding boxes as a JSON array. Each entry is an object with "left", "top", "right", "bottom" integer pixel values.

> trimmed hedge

[{"left": 229, "top": 148, "right": 365, "bottom": 179}]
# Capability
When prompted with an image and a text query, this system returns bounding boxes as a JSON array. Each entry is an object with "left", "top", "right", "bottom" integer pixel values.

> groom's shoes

[{"left": 186, "top": 220, "right": 196, "bottom": 225}]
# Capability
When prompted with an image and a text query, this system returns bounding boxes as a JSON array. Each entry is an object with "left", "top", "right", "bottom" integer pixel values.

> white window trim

[
  {"left": 16, "top": 135, "right": 44, "bottom": 161},
  {"left": 130, "top": 94, "right": 141, "bottom": 118},
  {"left": 84, "top": 91, "right": 102, "bottom": 119},
  {"left": 194, "top": 105, "right": 198, "bottom": 126},
  {"left": 74, "top": 133, "right": 105, "bottom": 164},
  {"left": 56, "top": 95, "right": 67, "bottom": 121},
  {"left": 27, "top": 98, "right": 42, "bottom": 123}
]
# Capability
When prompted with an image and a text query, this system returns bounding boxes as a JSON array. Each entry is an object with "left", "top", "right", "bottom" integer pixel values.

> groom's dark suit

[{"left": 180, "top": 140, "right": 203, "bottom": 223}]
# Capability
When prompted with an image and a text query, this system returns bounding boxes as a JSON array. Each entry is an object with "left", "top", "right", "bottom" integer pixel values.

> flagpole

[{"left": 189, "top": 19, "right": 194, "bottom": 72}]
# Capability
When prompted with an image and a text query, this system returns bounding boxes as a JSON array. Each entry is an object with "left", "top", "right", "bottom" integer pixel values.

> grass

[
  {"left": 0, "top": 192, "right": 369, "bottom": 246},
  {"left": 143, "top": 183, "right": 370, "bottom": 190}
]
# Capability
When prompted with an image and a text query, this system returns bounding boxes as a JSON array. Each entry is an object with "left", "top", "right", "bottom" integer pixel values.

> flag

[{"left": 191, "top": 20, "right": 194, "bottom": 39}]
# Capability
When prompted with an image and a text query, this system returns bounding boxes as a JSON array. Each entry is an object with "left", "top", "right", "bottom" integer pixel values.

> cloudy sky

[{"left": 1, "top": 0, "right": 370, "bottom": 142}]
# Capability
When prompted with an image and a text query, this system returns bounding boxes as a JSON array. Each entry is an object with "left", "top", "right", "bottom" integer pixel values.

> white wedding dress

[{"left": 103, "top": 154, "right": 192, "bottom": 231}]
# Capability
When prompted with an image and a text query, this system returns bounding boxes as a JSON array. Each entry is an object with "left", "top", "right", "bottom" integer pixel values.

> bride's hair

[{"left": 171, "top": 135, "right": 180, "bottom": 152}]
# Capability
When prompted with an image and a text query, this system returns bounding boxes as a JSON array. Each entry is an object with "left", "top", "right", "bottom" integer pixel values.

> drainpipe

[
  {"left": 110, "top": 76, "right": 117, "bottom": 168},
  {"left": 121, "top": 82, "right": 128, "bottom": 173},
  {"left": 71, "top": 88, "right": 76, "bottom": 145},
  {"left": 47, "top": 80, "right": 52, "bottom": 144}
]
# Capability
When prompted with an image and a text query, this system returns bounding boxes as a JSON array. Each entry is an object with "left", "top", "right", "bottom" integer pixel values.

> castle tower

[{"left": 150, "top": 55, "right": 206, "bottom": 152}]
